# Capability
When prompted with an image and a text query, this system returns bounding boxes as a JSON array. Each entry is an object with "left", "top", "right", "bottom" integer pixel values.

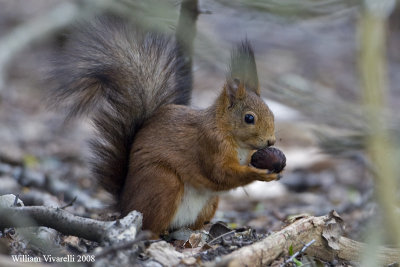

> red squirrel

[{"left": 49, "top": 17, "right": 280, "bottom": 236}]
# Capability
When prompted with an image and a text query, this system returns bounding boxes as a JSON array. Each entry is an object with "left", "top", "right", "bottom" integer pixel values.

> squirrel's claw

[{"left": 259, "top": 172, "right": 281, "bottom": 182}]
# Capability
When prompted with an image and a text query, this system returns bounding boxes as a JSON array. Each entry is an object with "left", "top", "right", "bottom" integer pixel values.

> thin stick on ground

[
  {"left": 206, "top": 211, "right": 400, "bottom": 267},
  {"left": 283, "top": 239, "right": 316, "bottom": 266},
  {"left": 208, "top": 230, "right": 236, "bottom": 245},
  {"left": 59, "top": 196, "right": 77, "bottom": 209},
  {"left": 0, "top": 205, "right": 142, "bottom": 244},
  {"left": 94, "top": 231, "right": 152, "bottom": 259}
]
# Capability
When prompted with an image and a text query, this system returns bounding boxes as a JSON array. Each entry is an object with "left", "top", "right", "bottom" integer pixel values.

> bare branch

[
  {"left": 207, "top": 211, "right": 400, "bottom": 266},
  {"left": 59, "top": 196, "right": 77, "bottom": 209},
  {"left": 0, "top": 0, "right": 174, "bottom": 92},
  {"left": 94, "top": 231, "right": 151, "bottom": 259},
  {"left": 0, "top": 1, "right": 81, "bottom": 91},
  {"left": 208, "top": 230, "right": 236, "bottom": 245},
  {"left": 176, "top": 0, "right": 199, "bottom": 62},
  {"left": 283, "top": 239, "right": 316, "bottom": 266},
  {"left": 0, "top": 205, "right": 142, "bottom": 244}
]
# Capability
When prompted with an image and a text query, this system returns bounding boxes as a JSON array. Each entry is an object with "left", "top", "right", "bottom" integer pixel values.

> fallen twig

[
  {"left": 283, "top": 239, "right": 315, "bottom": 266},
  {"left": 208, "top": 230, "right": 236, "bottom": 245},
  {"left": 59, "top": 196, "right": 77, "bottom": 209},
  {"left": 207, "top": 211, "right": 400, "bottom": 266},
  {"left": 94, "top": 231, "right": 151, "bottom": 259},
  {"left": 0, "top": 204, "right": 142, "bottom": 244}
]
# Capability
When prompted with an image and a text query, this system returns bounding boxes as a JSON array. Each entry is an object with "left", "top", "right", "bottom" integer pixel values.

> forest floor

[{"left": 1, "top": 0, "right": 398, "bottom": 266}]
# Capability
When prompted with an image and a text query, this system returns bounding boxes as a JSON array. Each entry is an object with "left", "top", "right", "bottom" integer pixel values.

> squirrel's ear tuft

[
  {"left": 225, "top": 78, "right": 246, "bottom": 105},
  {"left": 227, "top": 40, "right": 260, "bottom": 96}
]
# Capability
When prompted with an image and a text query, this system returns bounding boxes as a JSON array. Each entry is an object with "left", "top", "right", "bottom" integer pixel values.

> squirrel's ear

[
  {"left": 225, "top": 78, "right": 246, "bottom": 105},
  {"left": 227, "top": 40, "right": 260, "bottom": 96}
]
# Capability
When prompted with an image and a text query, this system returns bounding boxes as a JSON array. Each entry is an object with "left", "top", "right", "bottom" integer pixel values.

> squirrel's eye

[{"left": 244, "top": 114, "right": 255, "bottom": 124}]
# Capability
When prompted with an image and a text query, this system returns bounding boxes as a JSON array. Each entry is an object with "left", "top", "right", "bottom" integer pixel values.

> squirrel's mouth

[
  {"left": 251, "top": 144, "right": 267, "bottom": 150},
  {"left": 253, "top": 142, "right": 274, "bottom": 150}
]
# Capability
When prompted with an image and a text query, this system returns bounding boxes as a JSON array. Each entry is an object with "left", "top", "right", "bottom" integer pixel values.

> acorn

[{"left": 251, "top": 147, "right": 286, "bottom": 173}]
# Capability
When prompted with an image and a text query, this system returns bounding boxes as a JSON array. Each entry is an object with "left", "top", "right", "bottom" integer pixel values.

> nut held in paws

[{"left": 251, "top": 147, "right": 286, "bottom": 173}]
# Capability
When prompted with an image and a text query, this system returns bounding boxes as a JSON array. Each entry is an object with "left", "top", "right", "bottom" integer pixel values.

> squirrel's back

[{"left": 49, "top": 16, "right": 192, "bottom": 197}]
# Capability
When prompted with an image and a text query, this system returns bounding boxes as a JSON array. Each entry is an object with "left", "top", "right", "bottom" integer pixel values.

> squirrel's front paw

[
  {"left": 268, "top": 171, "right": 282, "bottom": 180},
  {"left": 258, "top": 171, "right": 281, "bottom": 182}
]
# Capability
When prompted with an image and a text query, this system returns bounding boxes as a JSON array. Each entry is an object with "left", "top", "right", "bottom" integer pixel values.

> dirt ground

[{"left": 0, "top": 0, "right": 399, "bottom": 266}]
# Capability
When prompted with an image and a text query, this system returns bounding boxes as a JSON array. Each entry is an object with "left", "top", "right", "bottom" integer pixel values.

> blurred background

[{"left": 0, "top": 0, "right": 399, "bottom": 264}]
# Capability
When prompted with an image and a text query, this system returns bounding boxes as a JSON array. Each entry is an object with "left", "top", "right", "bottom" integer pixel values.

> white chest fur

[
  {"left": 237, "top": 147, "right": 251, "bottom": 165},
  {"left": 170, "top": 184, "right": 214, "bottom": 230}
]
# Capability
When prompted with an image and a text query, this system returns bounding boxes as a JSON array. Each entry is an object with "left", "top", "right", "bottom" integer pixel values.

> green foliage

[
  {"left": 23, "top": 154, "right": 39, "bottom": 168},
  {"left": 293, "top": 257, "right": 303, "bottom": 266},
  {"left": 288, "top": 244, "right": 303, "bottom": 266},
  {"left": 289, "top": 244, "right": 294, "bottom": 255}
]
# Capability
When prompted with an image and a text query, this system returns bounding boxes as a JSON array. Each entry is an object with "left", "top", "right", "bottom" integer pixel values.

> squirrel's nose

[{"left": 267, "top": 137, "right": 276, "bottom": 147}]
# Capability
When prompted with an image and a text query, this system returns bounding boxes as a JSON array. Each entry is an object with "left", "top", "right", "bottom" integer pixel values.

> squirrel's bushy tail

[{"left": 49, "top": 17, "right": 192, "bottom": 198}]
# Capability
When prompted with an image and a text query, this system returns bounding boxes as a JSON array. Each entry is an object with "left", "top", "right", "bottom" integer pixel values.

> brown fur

[
  {"left": 50, "top": 17, "right": 278, "bottom": 235},
  {"left": 121, "top": 79, "right": 277, "bottom": 233},
  {"left": 192, "top": 197, "right": 219, "bottom": 229}
]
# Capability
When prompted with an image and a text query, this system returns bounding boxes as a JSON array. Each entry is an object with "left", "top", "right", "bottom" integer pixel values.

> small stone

[{"left": 0, "top": 194, "right": 24, "bottom": 207}]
